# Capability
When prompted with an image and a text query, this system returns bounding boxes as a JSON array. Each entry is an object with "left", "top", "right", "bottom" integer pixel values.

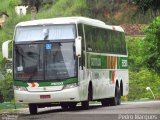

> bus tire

[
  {"left": 81, "top": 101, "right": 89, "bottom": 110},
  {"left": 68, "top": 103, "right": 77, "bottom": 110},
  {"left": 101, "top": 99, "right": 110, "bottom": 106},
  {"left": 110, "top": 85, "right": 121, "bottom": 106},
  {"left": 29, "top": 104, "right": 38, "bottom": 115},
  {"left": 60, "top": 103, "right": 69, "bottom": 110},
  {"left": 81, "top": 83, "right": 92, "bottom": 109}
]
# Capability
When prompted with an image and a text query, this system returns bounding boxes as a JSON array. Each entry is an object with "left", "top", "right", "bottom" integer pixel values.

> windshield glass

[
  {"left": 14, "top": 44, "right": 44, "bottom": 81},
  {"left": 15, "top": 24, "right": 76, "bottom": 42},
  {"left": 45, "top": 42, "right": 76, "bottom": 80},
  {"left": 14, "top": 42, "right": 77, "bottom": 81}
]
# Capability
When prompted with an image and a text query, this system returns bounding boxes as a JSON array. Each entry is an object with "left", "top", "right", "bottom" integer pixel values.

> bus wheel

[
  {"left": 68, "top": 103, "right": 77, "bottom": 110},
  {"left": 60, "top": 103, "right": 69, "bottom": 110},
  {"left": 101, "top": 99, "right": 110, "bottom": 106},
  {"left": 29, "top": 104, "right": 38, "bottom": 115},
  {"left": 110, "top": 85, "right": 121, "bottom": 106},
  {"left": 81, "top": 84, "right": 92, "bottom": 109},
  {"left": 81, "top": 101, "right": 89, "bottom": 110}
]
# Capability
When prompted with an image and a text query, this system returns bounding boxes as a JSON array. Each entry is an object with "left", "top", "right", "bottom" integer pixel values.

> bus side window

[
  {"left": 85, "top": 25, "right": 94, "bottom": 52},
  {"left": 121, "top": 33, "right": 127, "bottom": 55}
]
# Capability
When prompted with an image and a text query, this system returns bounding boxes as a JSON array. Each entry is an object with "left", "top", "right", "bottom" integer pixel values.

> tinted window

[
  {"left": 78, "top": 24, "right": 85, "bottom": 68},
  {"left": 84, "top": 25, "right": 127, "bottom": 55}
]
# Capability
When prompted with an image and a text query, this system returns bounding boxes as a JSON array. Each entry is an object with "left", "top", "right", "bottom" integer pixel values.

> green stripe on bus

[
  {"left": 101, "top": 56, "right": 107, "bottom": 69},
  {"left": 87, "top": 53, "right": 128, "bottom": 69},
  {"left": 119, "top": 57, "right": 128, "bottom": 69},
  {"left": 14, "top": 81, "right": 28, "bottom": 87},
  {"left": 14, "top": 77, "right": 78, "bottom": 87}
]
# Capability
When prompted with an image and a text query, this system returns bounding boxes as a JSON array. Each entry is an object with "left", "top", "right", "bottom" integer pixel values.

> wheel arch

[
  {"left": 115, "top": 80, "right": 119, "bottom": 88},
  {"left": 88, "top": 81, "right": 93, "bottom": 101}
]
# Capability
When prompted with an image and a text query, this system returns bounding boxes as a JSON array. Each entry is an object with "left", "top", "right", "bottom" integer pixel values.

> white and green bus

[{"left": 13, "top": 17, "right": 129, "bottom": 114}]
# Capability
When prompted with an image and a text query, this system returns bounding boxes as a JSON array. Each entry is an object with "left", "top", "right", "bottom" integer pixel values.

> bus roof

[{"left": 16, "top": 16, "right": 124, "bottom": 32}]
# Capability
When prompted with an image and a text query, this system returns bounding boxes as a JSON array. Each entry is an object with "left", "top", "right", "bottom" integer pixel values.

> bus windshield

[{"left": 14, "top": 42, "right": 77, "bottom": 81}]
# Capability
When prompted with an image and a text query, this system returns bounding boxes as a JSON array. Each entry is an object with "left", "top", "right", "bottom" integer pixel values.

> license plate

[{"left": 40, "top": 95, "right": 51, "bottom": 99}]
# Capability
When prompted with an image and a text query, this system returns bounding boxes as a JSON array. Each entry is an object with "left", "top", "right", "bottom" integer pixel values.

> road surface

[{"left": 0, "top": 101, "right": 160, "bottom": 120}]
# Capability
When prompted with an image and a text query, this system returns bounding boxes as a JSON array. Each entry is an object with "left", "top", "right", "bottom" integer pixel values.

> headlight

[
  {"left": 63, "top": 83, "right": 78, "bottom": 89},
  {"left": 13, "top": 86, "right": 27, "bottom": 91}
]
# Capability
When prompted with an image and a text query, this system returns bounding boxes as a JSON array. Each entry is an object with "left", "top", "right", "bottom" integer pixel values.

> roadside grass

[
  {"left": 0, "top": 109, "right": 24, "bottom": 113},
  {"left": 0, "top": 102, "right": 27, "bottom": 112}
]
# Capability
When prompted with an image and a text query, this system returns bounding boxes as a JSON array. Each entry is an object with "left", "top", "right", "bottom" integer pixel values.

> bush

[
  {"left": 0, "top": 73, "right": 13, "bottom": 102},
  {"left": 0, "top": 92, "right": 4, "bottom": 103},
  {"left": 143, "top": 16, "right": 160, "bottom": 74},
  {"left": 128, "top": 68, "right": 160, "bottom": 100},
  {"left": 127, "top": 36, "right": 160, "bottom": 100},
  {"left": 126, "top": 36, "right": 144, "bottom": 71}
]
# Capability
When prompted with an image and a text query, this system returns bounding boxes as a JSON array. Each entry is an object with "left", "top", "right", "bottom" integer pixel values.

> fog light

[{"left": 63, "top": 83, "right": 78, "bottom": 89}]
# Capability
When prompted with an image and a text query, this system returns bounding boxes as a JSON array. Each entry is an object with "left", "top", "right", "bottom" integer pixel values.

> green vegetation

[
  {"left": 38, "top": 0, "right": 87, "bottom": 18},
  {"left": 0, "top": 0, "right": 160, "bottom": 105},
  {"left": 143, "top": 17, "right": 160, "bottom": 74},
  {"left": 0, "top": 73, "right": 13, "bottom": 102},
  {"left": 0, "top": 102, "right": 26, "bottom": 110},
  {"left": 129, "top": 68, "right": 160, "bottom": 100},
  {"left": 133, "top": 0, "right": 160, "bottom": 17},
  {"left": 127, "top": 36, "right": 160, "bottom": 100}
]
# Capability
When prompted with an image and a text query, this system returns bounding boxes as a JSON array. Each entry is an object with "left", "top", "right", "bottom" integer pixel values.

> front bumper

[{"left": 14, "top": 87, "right": 80, "bottom": 104}]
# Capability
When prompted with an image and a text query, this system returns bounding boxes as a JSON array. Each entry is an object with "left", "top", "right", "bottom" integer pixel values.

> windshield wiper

[
  {"left": 24, "top": 69, "right": 38, "bottom": 83},
  {"left": 30, "top": 40, "right": 51, "bottom": 44},
  {"left": 27, "top": 74, "right": 35, "bottom": 83}
]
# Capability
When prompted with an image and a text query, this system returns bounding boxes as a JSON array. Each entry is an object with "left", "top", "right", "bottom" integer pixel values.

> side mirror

[
  {"left": 2, "top": 40, "right": 12, "bottom": 61},
  {"left": 75, "top": 36, "right": 82, "bottom": 57}
]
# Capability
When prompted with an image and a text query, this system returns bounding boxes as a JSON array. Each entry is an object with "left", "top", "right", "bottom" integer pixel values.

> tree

[
  {"left": 133, "top": 0, "right": 160, "bottom": 17},
  {"left": 151, "top": 0, "right": 160, "bottom": 17},
  {"left": 21, "top": 0, "right": 42, "bottom": 12},
  {"left": 9, "top": 0, "right": 21, "bottom": 8},
  {"left": 127, "top": 37, "right": 144, "bottom": 71},
  {"left": 133, "top": 0, "right": 152, "bottom": 14},
  {"left": 143, "top": 16, "right": 160, "bottom": 74}
]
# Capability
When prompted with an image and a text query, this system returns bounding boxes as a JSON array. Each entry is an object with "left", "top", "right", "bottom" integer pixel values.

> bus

[{"left": 13, "top": 17, "right": 129, "bottom": 114}]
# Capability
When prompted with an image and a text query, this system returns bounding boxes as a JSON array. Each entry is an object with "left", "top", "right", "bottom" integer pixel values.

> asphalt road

[{"left": 0, "top": 101, "right": 160, "bottom": 120}]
